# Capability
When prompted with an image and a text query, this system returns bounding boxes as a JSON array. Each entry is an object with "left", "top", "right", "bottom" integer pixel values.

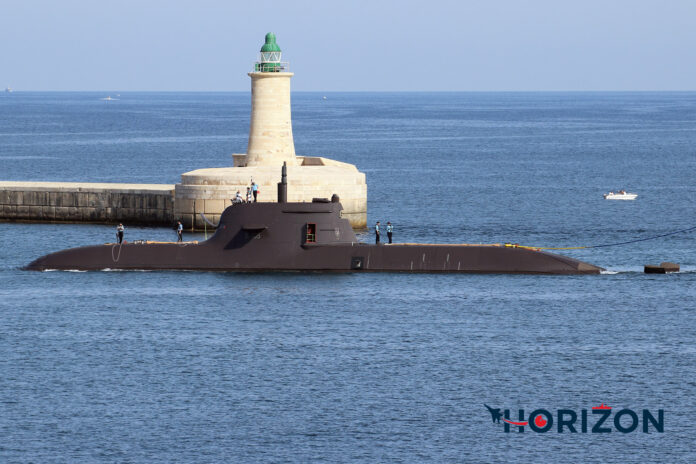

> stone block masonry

[
  {"left": 0, "top": 180, "right": 366, "bottom": 230},
  {"left": 0, "top": 182, "right": 175, "bottom": 226}
]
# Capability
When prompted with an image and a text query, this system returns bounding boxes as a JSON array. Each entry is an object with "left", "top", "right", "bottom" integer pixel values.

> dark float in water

[{"left": 26, "top": 166, "right": 603, "bottom": 274}]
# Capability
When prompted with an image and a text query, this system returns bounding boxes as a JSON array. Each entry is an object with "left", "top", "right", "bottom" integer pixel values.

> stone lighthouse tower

[
  {"left": 246, "top": 33, "right": 296, "bottom": 166},
  {"left": 174, "top": 33, "right": 367, "bottom": 229}
]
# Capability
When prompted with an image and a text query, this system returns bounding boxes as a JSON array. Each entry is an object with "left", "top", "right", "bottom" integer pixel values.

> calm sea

[{"left": 1, "top": 92, "right": 695, "bottom": 462}]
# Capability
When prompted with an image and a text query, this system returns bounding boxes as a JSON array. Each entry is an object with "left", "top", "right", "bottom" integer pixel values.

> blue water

[{"left": 1, "top": 92, "right": 695, "bottom": 462}]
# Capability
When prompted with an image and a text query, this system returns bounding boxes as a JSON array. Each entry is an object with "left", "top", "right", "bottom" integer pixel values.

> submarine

[{"left": 26, "top": 166, "right": 603, "bottom": 274}]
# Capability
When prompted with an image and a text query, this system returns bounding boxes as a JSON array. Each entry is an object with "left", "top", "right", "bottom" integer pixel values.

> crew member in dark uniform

[
  {"left": 177, "top": 221, "right": 183, "bottom": 242},
  {"left": 116, "top": 223, "right": 124, "bottom": 244},
  {"left": 386, "top": 222, "right": 393, "bottom": 244},
  {"left": 375, "top": 221, "right": 381, "bottom": 244}
]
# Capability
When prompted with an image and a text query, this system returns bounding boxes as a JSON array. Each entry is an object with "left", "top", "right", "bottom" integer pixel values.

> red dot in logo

[{"left": 534, "top": 414, "right": 548, "bottom": 427}]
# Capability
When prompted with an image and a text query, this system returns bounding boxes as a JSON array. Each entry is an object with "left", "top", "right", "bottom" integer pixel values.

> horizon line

[{"left": 5, "top": 89, "right": 696, "bottom": 93}]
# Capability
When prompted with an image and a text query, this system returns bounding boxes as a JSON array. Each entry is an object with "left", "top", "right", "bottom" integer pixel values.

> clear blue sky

[{"left": 2, "top": 0, "right": 695, "bottom": 91}]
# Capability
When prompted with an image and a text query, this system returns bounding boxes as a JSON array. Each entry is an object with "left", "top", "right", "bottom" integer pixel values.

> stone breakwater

[
  {"left": 0, "top": 180, "right": 367, "bottom": 229},
  {"left": 0, "top": 182, "right": 175, "bottom": 227}
]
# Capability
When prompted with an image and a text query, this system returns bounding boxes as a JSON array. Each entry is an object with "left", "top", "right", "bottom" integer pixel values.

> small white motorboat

[{"left": 604, "top": 190, "right": 637, "bottom": 200}]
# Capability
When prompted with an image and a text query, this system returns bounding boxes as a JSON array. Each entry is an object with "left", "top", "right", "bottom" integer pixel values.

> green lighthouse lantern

[{"left": 255, "top": 32, "right": 284, "bottom": 72}]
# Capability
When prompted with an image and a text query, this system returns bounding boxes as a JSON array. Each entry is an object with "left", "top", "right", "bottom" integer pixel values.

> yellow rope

[
  {"left": 392, "top": 243, "right": 503, "bottom": 247},
  {"left": 505, "top": 243, "right": 588, "bottom": 251},
  {"left": 146, "top": 240, "right": 198, "bottom": 245}
]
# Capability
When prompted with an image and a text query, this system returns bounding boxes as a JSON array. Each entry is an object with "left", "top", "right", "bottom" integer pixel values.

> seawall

[
  {"left": 0, "top": 181, "right": 366, "bottom": 229},
  {"left": 0, "top": 182, "right": 175, "bottom": 226}
]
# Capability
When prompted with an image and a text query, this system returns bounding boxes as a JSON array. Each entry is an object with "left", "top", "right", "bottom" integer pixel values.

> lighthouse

[
  {"left": 175, "top": 33, "right": 367, "bottom": 229},
  {"left": 246, "top": 33, "right": 296, "bottom": 166}
]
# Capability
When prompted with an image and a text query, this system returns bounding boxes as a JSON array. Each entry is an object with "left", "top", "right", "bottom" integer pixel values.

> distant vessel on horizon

[
  {"left": 4, "top": 87, "right": 12, "bottom": 93},
  {"left": 100, "top": 96, "right": 118, "bottom": 101}
]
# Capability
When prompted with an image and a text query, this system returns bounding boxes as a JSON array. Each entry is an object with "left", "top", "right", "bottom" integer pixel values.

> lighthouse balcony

[
  {"left": 232, "top": 154, "right": 361, "bottom": 169},
  {"left": 253, "top": 61, "right": 290, "bottom": 72}
]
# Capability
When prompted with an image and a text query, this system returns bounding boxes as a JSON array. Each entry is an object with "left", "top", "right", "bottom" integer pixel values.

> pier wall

[
  {"left": 0, "top": 182, "right": 175, "bottom": 226},
  {"left": 0, "top": 180, "right": 366, "bottom": 230}
]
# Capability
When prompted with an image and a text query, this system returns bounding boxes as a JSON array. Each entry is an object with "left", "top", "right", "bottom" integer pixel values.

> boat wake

[{"left": 100, "top": 268, "right": 153, "bottom": 272}]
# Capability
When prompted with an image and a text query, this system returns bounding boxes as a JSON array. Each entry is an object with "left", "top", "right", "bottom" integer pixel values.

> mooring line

[
  {"left": 510, "top": 225, "right": 696, "bottom": 251},
  {"left": 111, "top": 242, "right": 123, "bottom": 262}
]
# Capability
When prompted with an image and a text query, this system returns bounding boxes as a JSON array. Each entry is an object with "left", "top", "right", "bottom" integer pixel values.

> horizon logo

[{"left": 484, "top": 404, "right": 664, "bottom": 433}]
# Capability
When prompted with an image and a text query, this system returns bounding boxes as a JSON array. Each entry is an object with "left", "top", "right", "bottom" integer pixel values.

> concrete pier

[
  {"left": 0, "top": 182, "right": 175, "bottom": 225},
  {"left": 175, "top": 156, "right": 366, "bottom": 229}
]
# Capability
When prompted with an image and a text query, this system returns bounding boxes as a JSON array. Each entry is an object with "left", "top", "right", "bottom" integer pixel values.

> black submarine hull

[{"left": 26, "top": 202, "right": 603, "bottom": 275}]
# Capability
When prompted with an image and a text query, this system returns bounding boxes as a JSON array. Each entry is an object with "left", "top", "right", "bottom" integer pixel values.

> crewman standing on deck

[
  {"left": 251, "top": 181, "right": 259, "bottom": 202},
  {"left": 386, "top": 222, "right": 393, "bottom": 244},
  {"left": 375, "top": 221, "right": 381, "bottom": 244},
  {"left": 116, "top": 223, "right": 124, "bottom": 244},
  {"left": 177, "top": 221, "right": 183, "bottom": 242}
]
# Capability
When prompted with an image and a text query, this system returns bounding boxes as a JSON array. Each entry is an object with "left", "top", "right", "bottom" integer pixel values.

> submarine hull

[{"left": 26, "top": 202, "right": 603, "bottom": 275}]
